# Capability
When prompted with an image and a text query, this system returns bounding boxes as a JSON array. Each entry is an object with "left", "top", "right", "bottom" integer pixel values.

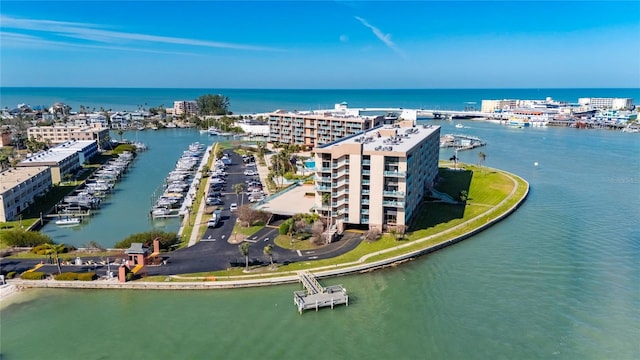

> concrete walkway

[{"left": 187, "top": 144, "right": 216, "bottom": 247}]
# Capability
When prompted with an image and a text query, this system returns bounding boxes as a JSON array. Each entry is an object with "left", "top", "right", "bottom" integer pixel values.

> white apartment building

[
  {"left": 173, "top": 101, "right": 197, "bottom": 116},
  {"left": 578, "top": 98, "right": 634, "bottom": 110},
  {"left": 0, "top": 167, "right": 52, "bottom": 222},
  {"left": 313, "top": 121, "right": 441, "bottom": 232},
  {"left": 268, "top": 110, "right": 382, "bottom": 148}
]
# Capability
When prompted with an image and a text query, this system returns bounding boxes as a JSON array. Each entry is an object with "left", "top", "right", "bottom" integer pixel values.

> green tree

[
  {"left": 263, "top": 244, "right": 274, "bottom": 267},
  {"left": 117, "top": 129, "right": 124, "bottom": 143},
  {"left": 196, "top": 94, "right": 230, "bottom": 116},
  {"left": 239, "top": 242, "right": 251, "bottom": 270}
]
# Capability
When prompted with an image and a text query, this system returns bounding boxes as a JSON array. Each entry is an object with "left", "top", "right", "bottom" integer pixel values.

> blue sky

[{"left": 1, "top": 1, "right": 639, "bottom": 88}]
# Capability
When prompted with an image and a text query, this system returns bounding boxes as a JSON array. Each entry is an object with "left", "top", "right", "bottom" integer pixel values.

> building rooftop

[
  {"left": 50, "top": 140, "right": 96, "bottom": 153},
  {"left": 269, "top": 110, "right": 372, "bottom": 122},
  {"left": 0, "top": 167, "right": 50, "bottom": 192},
  {"left": 317, "top": 123, "right": 440, "bottom": 154},
  {"left": 19, "top": 149, "right": 78, "bottom": 165}
]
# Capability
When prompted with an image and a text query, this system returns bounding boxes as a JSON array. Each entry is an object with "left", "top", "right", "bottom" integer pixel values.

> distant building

[
  {"left": 27, "top": 125, "right": 110, "bottom": 150},
  {"left": 268, "top": 110, "right": 382, "bottom": 148},
  {"left": 173, "top": 101, "right": 197, "bottom": 117},
  {"left": 578, "top": 98, "right": 633, "bottom": 110},
  {"left": 0, "top": 167, "right": 52, "bottom": 222},
  {"left": 0, "top": 129, "right": 12, "bottom": 147},
  {"left": 313, "top": 121, "right": 440, "bottom": 232}
]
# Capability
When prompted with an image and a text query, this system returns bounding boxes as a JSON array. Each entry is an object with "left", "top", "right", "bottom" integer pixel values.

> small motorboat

[{"left": 55, "top": 217, "right": 81, "bottom": 226}]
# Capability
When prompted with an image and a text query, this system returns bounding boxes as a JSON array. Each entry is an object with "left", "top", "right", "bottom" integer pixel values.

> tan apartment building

[
  {"left": 173, "top": 101, "right": 197, "bottom": 116},
  {"left": 0, "top": 167, "right": 52, "bottom": 222},
  {"left": 27, "top": 125, "right": 110, "bottom": 149},
  {"left": 313, "top": 121, "right": 440, "bottom": 232},
  {"left": 268, "top": 110, "right": 382, "bottom": 148}
]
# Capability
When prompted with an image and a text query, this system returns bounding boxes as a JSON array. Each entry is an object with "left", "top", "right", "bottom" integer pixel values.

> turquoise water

[{"left": 1, "top": 89, "right": 639, "bottom": 358}]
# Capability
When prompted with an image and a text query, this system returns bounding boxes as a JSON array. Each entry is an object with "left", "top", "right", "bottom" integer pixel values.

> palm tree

[
  {"left": 263, "top": 244, "right": 274, "bottom": 268},
  {"left": 478, "top": 151, "right": 486, "bottom": 167},
  {"left": 233, "top": 183, "right": 246, "bottom": 208},
  {"left": 117, "top": 129, "right": 124, "bottom": 143},
  {"left": 43, "top": 243, "right": 65, "bottom": 274},
  {"left": 239, "top": 242, "right": 251, "bottom": 270}
]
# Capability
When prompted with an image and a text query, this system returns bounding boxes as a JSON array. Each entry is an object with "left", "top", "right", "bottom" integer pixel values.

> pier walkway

[{"left": 294, "top": 271, "right": 348, "bottom": 314}]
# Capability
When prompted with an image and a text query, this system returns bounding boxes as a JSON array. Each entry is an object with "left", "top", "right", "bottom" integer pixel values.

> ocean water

[
  {"left": 1, "top": 87, "right": 638, "bottom": 114},
  {"left": 1, "top": 89, "right": 639, "bottom": 359}
]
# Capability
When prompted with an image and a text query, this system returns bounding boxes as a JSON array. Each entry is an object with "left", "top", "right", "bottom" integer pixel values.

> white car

[
  {"left": 230, "top": 203, "right": 238, "bottom": 211},
  {"left": 244, "top": 170, "right": 257, "bottom": 176}
]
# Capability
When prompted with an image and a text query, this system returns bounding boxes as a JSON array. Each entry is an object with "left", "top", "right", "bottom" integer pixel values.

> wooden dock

[{"left": 293, "top": 271, "right": 348, "bottom": 314}]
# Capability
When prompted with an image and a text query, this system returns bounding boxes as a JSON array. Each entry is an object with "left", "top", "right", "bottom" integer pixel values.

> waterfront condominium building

[
  {"left": 578, "top": 98, "right": 634, "bottom": 110},
  {"left": 173, "top": 101, "right": 198, "bottom": 116},
  {"left": 0, "top": 167, "right": 52, "bottom": 222},
  {"left": 268, "top": 110, "right": 382, "bottom": 148},
  {"left": 313, "top": 121, "right": 441, "bottom": 232},
  {"left": 27, "top": 125, "right": 111, "bottom": 150}
]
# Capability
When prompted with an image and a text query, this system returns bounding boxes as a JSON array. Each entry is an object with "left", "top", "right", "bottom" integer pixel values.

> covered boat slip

[{"left": 294, "top": 271, "right": 348, "bottom": 314}]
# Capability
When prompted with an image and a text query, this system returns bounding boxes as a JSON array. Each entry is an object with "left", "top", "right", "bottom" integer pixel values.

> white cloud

[
  {"left": 0, "top": 15, "right": 282, "bottom": 52},
  {"left": 340, "top": 34, "right": 349, "bottom": 42},
  {"left": 354, "top": 16, "right": 404, "bottom": 57},
  {"left": 0, "top": 31, "right": 199, "bottom": 56}
]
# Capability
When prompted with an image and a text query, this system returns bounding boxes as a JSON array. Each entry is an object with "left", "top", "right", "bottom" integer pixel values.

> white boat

[
  {"left": 208, "top": 127, "right": 222, "bottom": 136},
  {"left": 455, "top": 123, "right": 464, "bottom": 128},
  {"left": 55, "top": 217, "right": 81, "bottom": 226}
]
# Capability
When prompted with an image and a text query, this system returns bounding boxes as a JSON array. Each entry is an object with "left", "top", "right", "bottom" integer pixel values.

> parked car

[
  {"left": 244, "top": 170, "right": 257, "bottom": 176},
  {"left": 209, "top": 191, "right": 222, "bottom": 198},
  {"left": 230, "top": 203, "right": 238, "bottom": 211},
  {"left": 206, "top": 197, "right": 223, "bottom": 206}
]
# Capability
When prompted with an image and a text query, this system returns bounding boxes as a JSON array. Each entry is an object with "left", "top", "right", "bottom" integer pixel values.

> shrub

[
  {"left": 54, "top": 272, "right": 78, "bottom": 281},
  {"left": 125, "top": 272, "right": 135, "bottom": 282},
  {"left": 6, "top": 271, "right": 17, "bottom": 279},
  {"left": 115, "top": 231, "right": 178, "bottom": 251},
  {"left": 0, "top": 229, "right": 53, "bottom": 247},
  {"left": 21, "top": 271, "right": 45, "bottom": 280},
  {"left": 77, "top": 272, "right": 96, "bottom": 281}
]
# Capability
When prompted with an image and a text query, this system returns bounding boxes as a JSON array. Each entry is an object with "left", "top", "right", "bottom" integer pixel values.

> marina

[
  {"left": 150, "top": 142, "right": 208, "bottom": 219},
  {"left": 52, "top": 150, "right": 137, "bottom": 221}
]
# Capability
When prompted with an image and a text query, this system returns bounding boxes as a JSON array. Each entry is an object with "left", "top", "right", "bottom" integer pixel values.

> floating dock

[{"left": 293, "top": 271, "right": 348, "bottom": 314}]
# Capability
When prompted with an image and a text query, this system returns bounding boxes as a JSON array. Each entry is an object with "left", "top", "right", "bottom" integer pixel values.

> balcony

[
  {"left": 382, "top": 200, "right": 405, "bottom": 207},
  {"left": 362, "top": 159, "right": 371, "bottom": 166},
  {"left": 384, "top": 170, "right": 406, "bottom": 178},
  {"left": 314, "top": 186, "right": 331, "bottom": 192},
  {"left": 362, "top": 189, "right": 370, "bottom": 195},
  {"left": 332, "top": 189, "right": 349, "bottom": 197},
  {"left": 360, "top": 209, "right": 370, "bottom": 215},
  {"left": 361, "top": 199, "right": 370, "bottom": 205},
  {"left": 362, "top": 170, "right": 371, "bottom": 175},
  {"left": 383, "top": 191, "right": 405, "bottom": 197}
]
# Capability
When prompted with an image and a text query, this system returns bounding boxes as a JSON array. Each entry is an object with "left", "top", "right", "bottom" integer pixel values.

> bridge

[{"left": 328, "top": 106, "right": 503, "bottom": 121}]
